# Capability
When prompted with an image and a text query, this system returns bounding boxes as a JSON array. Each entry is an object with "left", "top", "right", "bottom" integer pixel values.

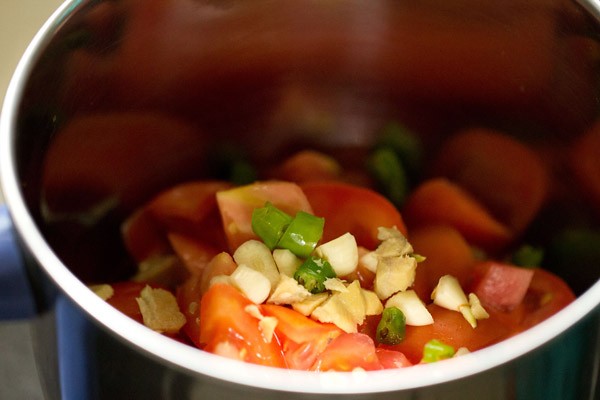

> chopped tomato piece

[
  {"left": 375, "top": 348, "right": 412, "bottom": 369},
  {"left": 430, "top": 128, "right": 548, "bottom": 235},
  {"left": 270, "top": 150, "right": 342, "bottom": 183},
  {"left": 200, "top": 252, "right": 238, "bottom": 294},
  {"left": 402, "top": 178, "right": 512, "bottom": 252},
  {"left": 147, "top": 181, "right": 231, "bottom": 249},
  {"left": 199, "top": 284, "right": 287, "bottom": 367},
  {"left": 301, "top": 181, "right": 407, "bottom": 249},
  {"left": 216, "top": 181, "right": 313, "bottom": 251},
  {"left": 409, "top": 225, "right": 476, "bottom": 301},
  {"left": 385, "top": 304, "right": 510, "bottom": 364},
  {"left": 121, "top": 207, "right": 171, "bottom": 263},
  {"left": 41, "top": 112, "right": 208, "bottom": 214},
  {"left": 167, "top": 232, "right": 221, "bottom": 275},
  {"left": 517, "top": 268, "right": 575, "bottom": 332},
  {"left": 312, "top": 333, "right": 383, "bottom": 372},
  {"left": 105, "top": 281, "right": 153, "bottom": 324},
  {"left": 471, "top": 261, "right": 535, "bottom": 312},
  {"left": 176, "top": 274, "right": 204, "bottom": 347},
  {"left": 261, "top": 304, "right": 342, "bottom": 370}
]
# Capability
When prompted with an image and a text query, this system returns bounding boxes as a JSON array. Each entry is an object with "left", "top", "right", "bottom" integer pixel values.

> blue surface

[
  {"left": 0, "top": 204, "right": 92, "bottom": 398},
  {"left": 0, "top": 205, "right": 36, "bottom": 320}
]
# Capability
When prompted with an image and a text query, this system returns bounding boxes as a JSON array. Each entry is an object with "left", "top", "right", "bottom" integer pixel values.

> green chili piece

[
  {"left": 376, "top": 307, "right": 406, "bottom": 345},
  {"left": 251, "top": 202, "right": 293, "bottom": 250},
  {"left": 229, "top": 160, "right": 258, "bottom": 186},
  {"left": 376, "top": 121, "right": 423, "bottom": 178},
  {"left": 294, "top": 257, "right": 336, "bottom": 294},
  {"left": 277, "top": 211, "right": 324, "bottom": 258},
  {"left": 421, "top": 339, "right": 456, "bottom": 363},
  {"left": 367, "top": 147, "right": 409, "bottom": 208},
  {"left": 511, "top": 244, "right": 544, "bottom": 268}
]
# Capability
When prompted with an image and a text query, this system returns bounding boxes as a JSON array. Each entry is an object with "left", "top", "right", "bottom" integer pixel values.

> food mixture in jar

[
  {"left": 32, "top": 0, "right": 600, "bottom": 373},
  {"left": 90, "top": 127, "right": 577, "bottom": 370}
]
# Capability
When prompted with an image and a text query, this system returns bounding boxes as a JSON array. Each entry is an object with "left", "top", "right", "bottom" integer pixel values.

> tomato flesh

[
  {"left": 471, "top": 261, "right": 535, "bottom": 312},
  {"left": 301, "top": 181, "right": 407, "bottom": 249},
  {"left": 199, "top": 284, "right": 287, "bottom": 368},
  {"left": 312, "top": 333, "right": 383, "bottom": 372},
  {"left": 261, "top": 304, "right": 342, "bottom": 370},
  {"left": 216, "top": 181, "right": 313, "bottom": 251}
]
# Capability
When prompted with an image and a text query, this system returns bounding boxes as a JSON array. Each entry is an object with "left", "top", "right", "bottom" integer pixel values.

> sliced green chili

[
  {"left": 293, "top": 256, "right": 336, "bottom": 294},
  {"left": 376, "top": 306, "right": 406, "bottom": 345},
  {"left": 511, "top": 244, "right": 544, "bottom": 268},
  {"left": 277, "top": 211, "right": 324, "bottom": 258},
  {"left": 367, "top": 147, "right": 409, "bottom": 208},
  {"left": 421, "top": 339, "right": 455, "bottom": 363},
  {"left": 251, "top": 202, "right": 293, "bottom": 250},
  {"left": 376, "top": 121, "right": 423, "bottom": 178}
]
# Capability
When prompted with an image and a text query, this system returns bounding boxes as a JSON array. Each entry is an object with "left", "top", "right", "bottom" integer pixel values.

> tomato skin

[
  {"left": 516, "top": 268, "right": 576, "bottom": 332},
  {"left": 261, "top": 304, "right": 342, "bottom": 370},
  {"left": 199, "top": 284, "right": 287, "bottom": 368},
  {"left": 384, "top": 304, "right": 510, "bottom": 364},
  {"left": 402, "top": 178, "right": 512, "bottom": 252},
  {"left": 375, "top": 348, "right": 412, "bottom": 369},
  {"left": 410, "top": 225, "right": 476, "bottom": 301},
  {"left": 216, "top": 181, "right": 314, "bottom": 251},
  {"left": 176, "top": 273, "right": 204, "bottom": 347},
  {"left": 147, "top": 180, "right": 231, "bottom": 249},
  {"left": 121, "top": 208, "right": 171, "bottom": 263},
  {"left": 430, "top": 128, "right": 548, "bottom": 235},
  {"left": 301, "top": 181, "right": 407, "bottom": 249},
  {"left": 105, "top": 281, "right": 149, "bottom": 324},
  {"left": 311, "top": 333, "right": 383, "bottom": 372},
  {"left": 167, "top": 232, "right": 221, "bottom": 275},
  {"left": 471, "top": 261, "right": 535, "bottom": 312},
  {"left": 270, "top": 150, "right": 342, "bottom": 183}
]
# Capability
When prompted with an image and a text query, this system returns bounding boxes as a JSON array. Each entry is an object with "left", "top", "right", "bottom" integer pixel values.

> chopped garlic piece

[
  {"left": 233, "top": 240, "right": 280, "bottom": 289},
  {"left": 455, "top": 347, "right": 471, "bottom": 357},
  {"left": 259, "top": 316, "right": 278, "bottom": 343},
  {"left": 230, "top": 264, "right": 271, "bottom": 304},
  {"left": 136, "top": 285, "right": 186, "bottom": 334},
  {"left": 431, "top": 275, "right": 469, "bottom": 311},
  {"left": 386, "top": 290, "right": 434, "bottom": 326},
  {"left": 244, "top": 304, "right": 264, "bottom": 320},
  {"left": 89, "top": 284, "right": 114, "bottom": 301},
  {"left": 243, "top": 304, "right": 278, "bottom": 343},
  {"left": 469, "top": 293, "right": 490, "bottom": 320},
  {"left": 314, "top": 233, "right": 359, "bottom": 276},
  {"left": 268, "top": 274, "right": 312, "bottom": 305},
  {"left": 460, "top": 305, "right": 478, "bottom": 328},
  {"left": 432, "top": 276, "right": 488, "bottom": 329},
  {"left": 213, "top": 341, "right": 243, "bottom": 360},
  {"left": 272, "top": 248, "right": 303, "bottom": 277},
  {"left": 359, "top": 251, "right": 379, "bottom": 273}
]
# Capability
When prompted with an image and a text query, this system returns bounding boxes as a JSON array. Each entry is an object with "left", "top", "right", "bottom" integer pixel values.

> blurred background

[{"left": 1, "top": 1, "right": 64, "bottom": 399}]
